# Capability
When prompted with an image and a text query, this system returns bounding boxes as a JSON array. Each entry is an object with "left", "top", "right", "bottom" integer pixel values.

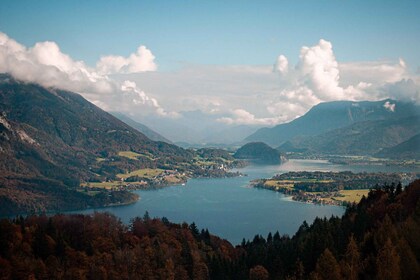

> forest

[{"left": 0, "top": 179, "right": 419, "bottom": 279}]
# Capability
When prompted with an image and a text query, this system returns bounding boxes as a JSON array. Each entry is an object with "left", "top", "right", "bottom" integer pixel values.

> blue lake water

[{"left": 74, "top": 159, "right": 419, "bottom": 245}]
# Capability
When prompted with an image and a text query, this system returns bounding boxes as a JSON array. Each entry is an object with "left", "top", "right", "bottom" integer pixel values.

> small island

[{"left": 252, "top": 171, "right": 419, "bottom": 206}]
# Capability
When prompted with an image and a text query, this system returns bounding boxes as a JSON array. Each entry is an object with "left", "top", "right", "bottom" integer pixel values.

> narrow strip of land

[{"left": 252, "top": 171, "right": 418, "bottom": 205}]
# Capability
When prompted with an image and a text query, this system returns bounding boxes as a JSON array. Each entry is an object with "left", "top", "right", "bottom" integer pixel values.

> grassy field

[
  {"left": 117, "top": 168, "right": 164, "bottom": 179},
  {"left": 118, "top": 151, "right": 142, "bottom": 160},
  {"left": 264, "top": 179, "right": 334, "bottom": 189},
  {"left": 332, "top": 189, "right": 370, "bottom": 203},
  {"left": 118, "top": 151, "right": 156, "bottom": 160},
  {"left": 264, "top": 180, "right": 294, "bottom": 190},
  {"left": 81, "top": 181, "right": 121, "bottom": 190},
  {"left": 164, "top": 175, "right": 185, "bottom": 184}
]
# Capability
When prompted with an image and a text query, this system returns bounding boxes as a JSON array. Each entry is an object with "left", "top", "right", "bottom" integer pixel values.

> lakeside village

[
  {"left": 80, "top": 162, "right": 241, "bottom": 193},
  {"left": 251, "top": 171, "right": 420, "bottom": 206}
]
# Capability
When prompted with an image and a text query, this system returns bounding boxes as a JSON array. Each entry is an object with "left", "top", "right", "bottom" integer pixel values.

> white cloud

[
  {"left": 0, "top": 32, "right": 173, "bottom": 117},
  {"left": 265, "top": 39, "right": 419, "bottom": 123},
  {"left": 383, "top": 101, "right": 395, "bottom": 112},
  {"left": 217, "top": 109, "right": 283, "bottom": 126},
  {"left": 96, "top": 46, "right": 157, "bottom": 75},
  {"left": 273, "top": 55, "right": 288, "bottom": 74},
  {"left": 120, "top": 80, "right": 177, "bottom": 117},
  {"left": 297, "top": 39, "right": 345, "bottom": 100}
]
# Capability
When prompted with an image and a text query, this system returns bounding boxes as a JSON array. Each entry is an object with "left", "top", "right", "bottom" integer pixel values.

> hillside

[
  {"left": 246, "top": 100, "right": 420, "bottom": 147},
  {"left": 111, "top": 112, "right": 172, "bottom": 143},
  {"left": 375, "top": 133, "right": 420, "bottom": 160},
  {"left": 234, "top": 142, "right": 283, "bottom": 164},
  {"left": 1, "top": 180, "right": 419, "bottom": 279},
  {"left": 0, "top": 75, "right": 195, "bottom": 215},
  {"left": 278, "top": 116, "right": 420, "bottom": 156}
]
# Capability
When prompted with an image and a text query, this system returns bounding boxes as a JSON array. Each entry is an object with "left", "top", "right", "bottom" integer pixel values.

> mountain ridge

[
  {"left": 278, "top": 116, "right": 420, "bottom": 156},
  {"left": 111, "top": 112, "right": 172, "bottom": 143},
  {"left": 246, "top": 99, "right": 420, "bottom": 147}
]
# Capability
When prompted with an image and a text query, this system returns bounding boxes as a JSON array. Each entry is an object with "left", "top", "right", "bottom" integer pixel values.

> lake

[{"left": 74, "top": 159, "right": 419, "bottom": 245}]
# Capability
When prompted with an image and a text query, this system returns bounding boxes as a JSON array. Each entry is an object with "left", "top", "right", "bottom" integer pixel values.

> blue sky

[
  {"left": 0, "top": 0, "right": 419, "bottom": 140},
  {"left": 1, "top": 0, "right": 419, "bottom": 70}
]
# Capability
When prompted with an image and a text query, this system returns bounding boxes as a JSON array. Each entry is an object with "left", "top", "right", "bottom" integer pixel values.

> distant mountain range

[
  {"left": 0, "top": 74, "right": 194, "bottom": 215},
  {"left": 246, "top": 100, "right": 420, "bottom": 147},
  {"left": 245, "top": 99, "right": 420, "bottom": 158},
  {"left": 142, "top": 110, "right": 262, "bottom": 145},
  {"left": 111, "top": 112, "right": 171, "bottom": 143}
]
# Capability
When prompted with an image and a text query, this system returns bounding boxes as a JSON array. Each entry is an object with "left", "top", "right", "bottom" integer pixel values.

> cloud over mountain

[
  {"left": 1, "top": 32, "right": 418, "bottom": 129},
  {"left": 203, "top": 39, "right": 418, "bottom": 125},
  {"left": 0, "top": 32, "right": 170, "bottom": 117}
]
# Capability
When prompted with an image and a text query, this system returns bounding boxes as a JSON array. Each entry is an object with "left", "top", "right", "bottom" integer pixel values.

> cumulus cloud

[
  {"left": 261, "top": 39, "right": 419, "bottom": 124},
  {"left": 211, "top": 39, "right": 418, "bottom": 126},
  {"left": 0, "top": 32, "right": 172, "bottom": 117},
  {"left": 96, "top": 46, "right": 157, "bottom": 74},
  {"left": 273, "top": 55, "right": 288, "bottom": 74}
]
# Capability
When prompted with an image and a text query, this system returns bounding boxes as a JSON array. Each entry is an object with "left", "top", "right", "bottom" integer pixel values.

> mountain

[
  {"left": 0, "top": 74, "right": 194, "bottom": 215},
  {"left": 234, "top": 142, "right": 283, "bottom": 164},
  {"left": 203, "top": 125, "right": 260, "bottom": 145},
  {"left": 375, "top": 133, "right": 420, "bottom": 160},
  {"left": 143, "top": 110, "right": 263, "bottom": 145},
  {"left": 246, "top": 100, "right": 420, "bottom": 147},
  {"left": 111, "top": 112, "right": 171, "bottom": 143},
  {"left": 278, "top": 116, "right": 420, "bottom": 156}
]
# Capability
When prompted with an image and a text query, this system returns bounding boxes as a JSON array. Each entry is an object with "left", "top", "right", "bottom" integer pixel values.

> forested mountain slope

[{"left": 0, "top": 75, "right": 194, "bottom": 215}]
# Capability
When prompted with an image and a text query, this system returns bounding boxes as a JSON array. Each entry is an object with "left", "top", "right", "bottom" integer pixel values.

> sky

[{"left": 0, "top": 0, "right": 419, "bottom": 135}]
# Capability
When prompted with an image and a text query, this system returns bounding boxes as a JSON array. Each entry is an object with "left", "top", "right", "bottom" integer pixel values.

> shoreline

[{"left": 2, "top": 169, "right": 245, "bottom": 218}]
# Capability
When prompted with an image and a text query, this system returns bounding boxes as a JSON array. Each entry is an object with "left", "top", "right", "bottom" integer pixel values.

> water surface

[{"left": 75, "top": 159, "right": 418, "bottom": 244}]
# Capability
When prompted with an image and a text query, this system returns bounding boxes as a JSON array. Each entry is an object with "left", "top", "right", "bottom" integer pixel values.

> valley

[{"left": 1, "top": 3, "right": 419, "bottom": 279}]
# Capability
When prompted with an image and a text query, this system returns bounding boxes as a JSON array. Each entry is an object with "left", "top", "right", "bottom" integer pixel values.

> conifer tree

[
  {"left": 341, "top": 235, "right": 360, "bottom": 280},
  {"left": 314, "top": 248, "right": 341, "bottom": 280},
  {"left": 376, "top": 238, "right": 400, "bottom": 280}
]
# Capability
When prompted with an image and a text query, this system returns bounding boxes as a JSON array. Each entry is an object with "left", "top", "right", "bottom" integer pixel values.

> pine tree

[
  {"left": 376, "top": 238, "right": 400, "bottom": 280},
  {"left": 314, "top": 248, "right": 341, "bottom": 280},
  {"left": 341, "top": 235, "right": 360, "bottom": 280}
]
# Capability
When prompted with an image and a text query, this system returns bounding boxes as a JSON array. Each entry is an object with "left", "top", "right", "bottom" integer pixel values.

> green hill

[{"left": 234, "top": 142, "right": 283, "bottom": 164}]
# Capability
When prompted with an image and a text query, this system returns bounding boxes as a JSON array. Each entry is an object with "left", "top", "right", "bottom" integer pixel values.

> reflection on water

[{"left": 73, "top": 159, "right": 418, "bottom": 245}]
